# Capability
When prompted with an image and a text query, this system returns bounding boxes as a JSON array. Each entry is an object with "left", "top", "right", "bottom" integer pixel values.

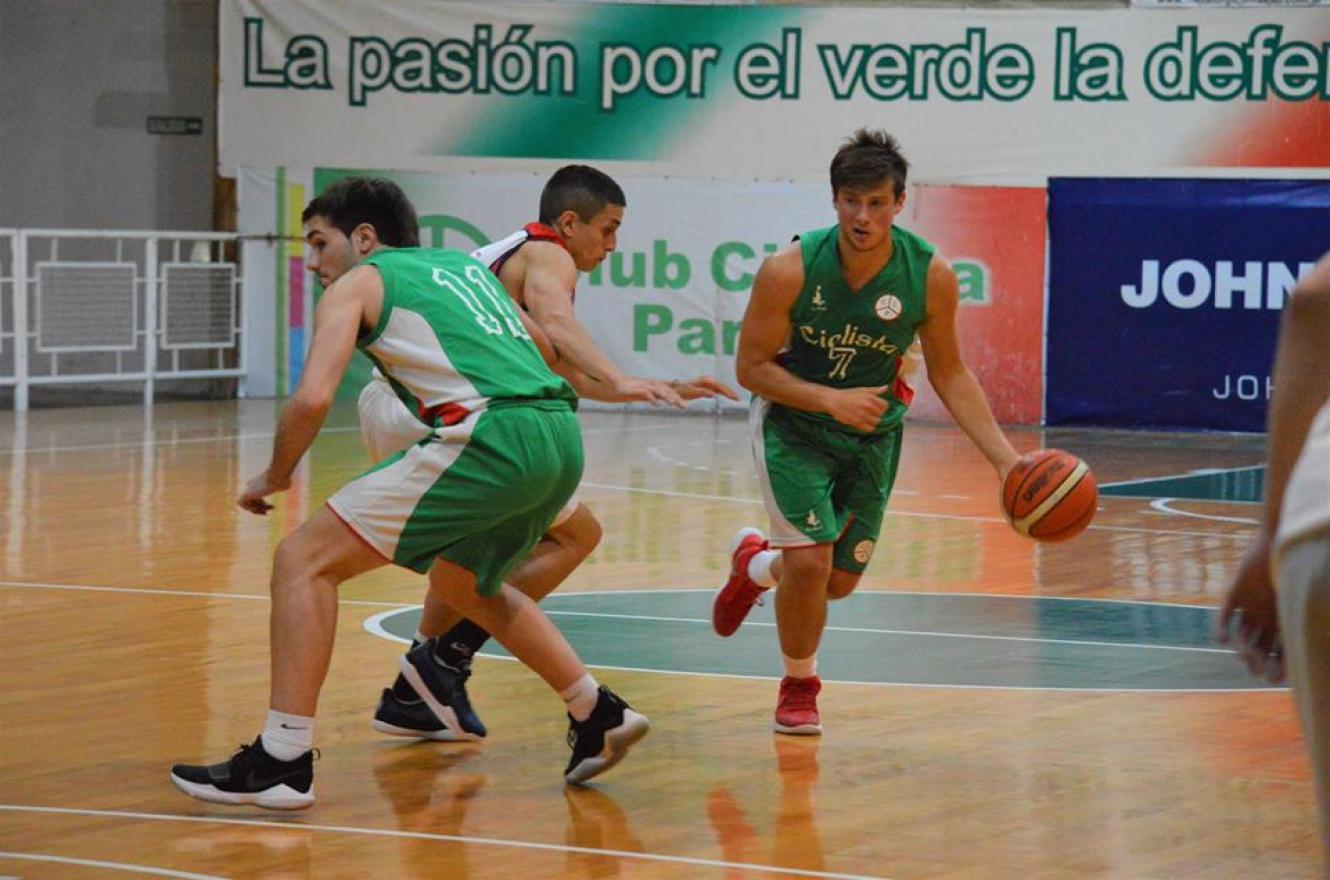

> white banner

[
  {"left": 255, "top": 167, "right": 1048, "bottom": 423},
  {"left": 221, "top": 1, "right": 1330, "bottom": 185}
]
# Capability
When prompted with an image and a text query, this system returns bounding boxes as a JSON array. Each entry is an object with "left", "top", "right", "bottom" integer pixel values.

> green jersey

[
  {"left": 361, "top": 248, "right": 575, "bottom": 426},
  {"left": 778, "top": 224, "right": 934, "bottom": 431}
]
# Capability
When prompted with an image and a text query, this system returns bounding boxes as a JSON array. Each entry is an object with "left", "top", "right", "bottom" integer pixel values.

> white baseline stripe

[
  {"left": 579, "top": 482, "right": 1251, "bottom": 539},
  {"left": 0, "top": 805, "right": 888, "bottom": 880},
  {"left": 1150, "top": 497, "right": 1260, "bottom": 525},
  {"left": 0, "top": 851, "right": 228, "bottom": 880},
  {"left": 0, "top": 426, "right": 361, "bottom": 458},
  {"left": 1098, "top": 465, "right": 1264, "bottom": 491},
  {"left": 3, "top": 580, "right": 1225, "bottom": 614},
  {"left": 0, "top": 418, "right": 668, "bottom": 458},
  {"left": 0, "top": 580, "right": 411, "bottom": 609}
]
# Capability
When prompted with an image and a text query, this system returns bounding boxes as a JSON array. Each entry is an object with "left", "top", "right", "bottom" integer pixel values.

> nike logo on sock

[{"left": 279, "top": 723, "right": 308, "bottom": 730}]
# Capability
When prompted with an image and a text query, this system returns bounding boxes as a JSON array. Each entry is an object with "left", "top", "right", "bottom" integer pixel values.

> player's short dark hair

[
  {"left": 539, "top": 165, "right": 626, "bottom": 226},
  {"left": 301, "top": 177, "right": 420, "bottom": 247},
  {"left": 830, "top": 129, "right": 909, "bottom": 198}
]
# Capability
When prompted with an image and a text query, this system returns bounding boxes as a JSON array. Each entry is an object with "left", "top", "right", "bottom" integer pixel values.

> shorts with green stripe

[
  {"left": 751, "top": 398, "right": 903, "bottom": 573},
  {"left": 327, "top": 400, "right": 583, "bottom": 595}
]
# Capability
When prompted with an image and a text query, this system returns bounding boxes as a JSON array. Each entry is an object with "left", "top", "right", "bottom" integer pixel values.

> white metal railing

[
  {"left": 4, "top": 229, "right": 245, "bottom": 411},
  {"left": 0, "top": 230, "right": 16, "bottom": 395}
]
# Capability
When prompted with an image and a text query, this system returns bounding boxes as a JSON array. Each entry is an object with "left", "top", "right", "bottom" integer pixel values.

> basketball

[{"left": 1001, "top": 449, "right": 1098, "bottom": 542}]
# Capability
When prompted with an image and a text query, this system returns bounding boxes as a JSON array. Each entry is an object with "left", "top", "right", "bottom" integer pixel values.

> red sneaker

[
  {"left": 712, "top": 528, "right": 769, "bottom": 637},
  {"left": 773, "top": 675, "right": 822, "bottom": 735}
]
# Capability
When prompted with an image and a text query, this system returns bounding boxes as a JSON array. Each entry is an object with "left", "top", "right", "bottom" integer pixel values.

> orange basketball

[{"left": 1001, "top": 449, "right": 1098, "bottom": 542}]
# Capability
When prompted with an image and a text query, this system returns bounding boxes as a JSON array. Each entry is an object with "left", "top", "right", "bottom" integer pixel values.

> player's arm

[
  {"left": 736, "top": 245, "right": 887, "bottom": 433},
  {"left": 513, "top": 301, "right": 559, "bottom": 368},
  {"left": 1215, "top": 251, "right": 1330, "bottom": 676},
  {"left": 553, "top": 362, "right": 644, "bottom": 402},
  {"left": 917, "top": 255, "right": 1020, "bottom": 476},
  {"left": 239, "top": 266, "right": 374, "bottom": 514},
  {"left": 522, "top": 243, "right": 684, "bottom": 407}
]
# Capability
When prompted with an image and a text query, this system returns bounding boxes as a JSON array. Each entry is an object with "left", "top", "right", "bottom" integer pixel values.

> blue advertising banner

[{"left": 1046, "top": 179, "right": 1330, "bottom": 432}]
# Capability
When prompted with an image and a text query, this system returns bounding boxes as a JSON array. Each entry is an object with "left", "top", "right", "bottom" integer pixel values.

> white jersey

[
  {"left": 1278, "top": 399, "right": 1330, "bottom": 550},
  {"left": 470, "top": 222, "right": 566, "bottom": 293}
]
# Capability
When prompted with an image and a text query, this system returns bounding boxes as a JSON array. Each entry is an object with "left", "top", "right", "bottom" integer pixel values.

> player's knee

[
  {"left": 551, "top": 503, "right": 602, "bottom": 559},
  {"left": 827, "top": 569, "right": 861, "bottom": 600},
  {"left": 781, "top": 548, "right": 833, "bottom": 588},
  {"left": 271, "top": 532, "right": 317, "bottom": 585},
  {"left": 570, "top": 504, "right": 603, "bottom": 554}
]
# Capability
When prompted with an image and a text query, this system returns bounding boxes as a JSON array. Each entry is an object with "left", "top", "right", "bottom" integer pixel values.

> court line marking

[
  {"left": 0, "top": 805, "right": 888, "bottom": 880},
  {"left": 0, "top": 851, "right": 228, "bottom": 880},
  {"left": 0, "top": 580, "right": 411, "bottom": 609},
  {"left": 364, "top": 606, "right": 1234, "bottom": 653},
  {"left": 579, "top": 481, "right": 1252, "bottom": 539},
  {"left": 361, "top": 593, "right": 1283, "bottom": 695},
  {"left": 533, "top": 609, "right": 1232, "bottom": 655},
  {"left": 2, "top": 580, "right": 1272, "bottom": 692},
  {"left": 0, "top": 426, "right": 360, "bottom": 457},
  {"left": 1099, "top": 465, "right": 1264, "bottom": 492},
  {"left": 0, "top": 580, "right": 1231, "bottom": 612},
  {"left": 0, "top": 420, "right": 671, "bottom": 457},
  {"left": 1149, "top": 498, "right": 1260, "bottom": 525}
]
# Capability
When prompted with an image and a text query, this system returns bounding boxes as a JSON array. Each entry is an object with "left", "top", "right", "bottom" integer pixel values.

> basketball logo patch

[
  {"left": 874, "top": 294, "right": 903, "bottom": 323},
  {"left": 853, "top": 539, "right": 875, "bottom": 564}
]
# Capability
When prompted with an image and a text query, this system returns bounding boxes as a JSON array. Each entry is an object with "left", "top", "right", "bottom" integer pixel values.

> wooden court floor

[{"left": 0, "top": 400, "right": 1320, "bottom": 879}]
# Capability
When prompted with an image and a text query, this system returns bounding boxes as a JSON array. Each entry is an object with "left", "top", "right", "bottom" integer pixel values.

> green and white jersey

[
  {"left": 361, "top": 248, "right": 575, "bottom": 427},
  {"left": 779, "top": 224, "right": 934, "bottom": 431}
]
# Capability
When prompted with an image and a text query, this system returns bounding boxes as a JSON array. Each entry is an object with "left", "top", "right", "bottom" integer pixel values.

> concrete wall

[{"left": 0, "top": 0, "right": 217, "bottom": 231}]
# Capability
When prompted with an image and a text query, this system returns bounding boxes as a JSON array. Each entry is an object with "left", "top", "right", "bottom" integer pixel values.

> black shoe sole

[
  {"left": 169, "top": 772, "right": 314, "bottom": 810},
  {"left": 565, "top": 709, "right": 650, "bottom": 785}
]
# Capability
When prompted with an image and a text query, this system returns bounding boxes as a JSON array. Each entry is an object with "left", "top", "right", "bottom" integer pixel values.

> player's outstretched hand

[
  {"left": 238, "top": 471, "right": 292, "bottom": 516},
  {"left": 614, "top": 377, "right": 687, "bottom": 409},
  {"left": 825, "top": 385, "right": 890, "bottom": 433},
  {"left": 675, "top": 376, "right": 741, "bottom": 402},
  {"left": 1214, "top": 535, "right": 1285, "bottom": 684}
]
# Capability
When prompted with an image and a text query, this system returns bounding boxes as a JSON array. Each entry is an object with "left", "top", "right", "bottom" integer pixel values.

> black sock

[
  {"left": 390, "top": 639, "right": 423, "bottom": 701},
  {"left": 433, "top": 619, "right": 491, "bottom": 667}
]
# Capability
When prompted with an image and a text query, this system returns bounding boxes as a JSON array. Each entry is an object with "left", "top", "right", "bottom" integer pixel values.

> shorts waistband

[{"left": 485, "top": 398, "right": 575, "bottom": 413}]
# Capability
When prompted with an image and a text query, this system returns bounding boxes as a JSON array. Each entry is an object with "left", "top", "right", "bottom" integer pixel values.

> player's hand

[
  {"left": 824, "top": 385, "right": 889, "bottom": 433},
  {"left": 613, "top": 376, "right": 687, "bottom": 409},
  {"left": 238, "top": 471, "right": 292, "bottom": 516},
  {"left": 1213, "top": 534, "right": 1285, "bottom": 684},
  {"left": 674, "top": 375, "right": 741, "bottom": 402}
]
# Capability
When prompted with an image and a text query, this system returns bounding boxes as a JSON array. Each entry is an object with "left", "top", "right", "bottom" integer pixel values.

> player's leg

[
  {"left": 394, "top": 404, "right": 647, "bottom": 782},
  {"left": 374, "top": 499, "right": 601, "bottom": 740},
  {"left": 824, "top": 422, "right": 904, "bottom": 602},
  {"left": 268, "top": 509, "right": 391, "bottom": 713},
  {"left": 418, "top": 500, "right": 600, "bottom": 637},
  {"left": 170, "top": 506, "right": 388, "bottom": 810},
  {"left": 1276, "top": 535, "right": 1330, "bottom": 855},
  {"left": 714, "top": 398, "right": 837, "bottom": 637}
]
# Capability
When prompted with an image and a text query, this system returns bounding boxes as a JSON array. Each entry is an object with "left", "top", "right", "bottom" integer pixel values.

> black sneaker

[
  {"left": 398, "top": 641, "right": 487, "bottom": 741},
  {"left": 564, "top": 687, "right": 649, "bottom": 785},
  {"left": 170, "top": 737, "right": 315, "bottom": 810},
  {"left": 371, "top": 688, "right": 479, "bottom": 741}
]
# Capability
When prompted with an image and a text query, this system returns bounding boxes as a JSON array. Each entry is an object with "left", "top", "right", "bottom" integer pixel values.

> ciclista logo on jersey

[{"left": 798, "top": 323, "right": 899, "bottom": 357}]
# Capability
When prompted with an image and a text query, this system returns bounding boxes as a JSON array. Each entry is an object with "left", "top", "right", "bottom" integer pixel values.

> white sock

[
  {"left": 747, "top": 550, "right": 779, "bottom": 588},
  {"left": 782, "top": 653, "right": 817, "bottom": 679},
  {"left": 262, "top": 709, "right": 314, "bottom": 761},
  {"left": 560, "top": 673, "right": 600, "bottom": 722}
]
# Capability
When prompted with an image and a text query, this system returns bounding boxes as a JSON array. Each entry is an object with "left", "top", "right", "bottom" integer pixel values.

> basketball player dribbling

[{"left": 712, "top": 129, "right": 1020, "bottom": 735}]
